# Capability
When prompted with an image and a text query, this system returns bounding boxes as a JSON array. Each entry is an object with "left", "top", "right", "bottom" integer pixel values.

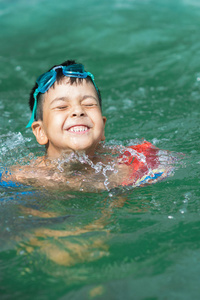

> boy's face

[{"left": 32, "top": 78, "right": 106, "bottom": 158}]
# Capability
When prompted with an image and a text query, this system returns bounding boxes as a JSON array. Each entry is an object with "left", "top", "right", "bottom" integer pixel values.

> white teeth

[{"left": 68, "top": 126, "right": 88, "bottom": 132}]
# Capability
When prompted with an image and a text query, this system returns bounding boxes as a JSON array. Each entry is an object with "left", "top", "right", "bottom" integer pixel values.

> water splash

[
  {"left": 0, "top": 133, "right": 181, "bottom": 192},
  {"left": 0, "top": 132, "right": 32, "bottom": 166},
  {"left": 50, "top": 151, "right": 119, "bottom": 191}
]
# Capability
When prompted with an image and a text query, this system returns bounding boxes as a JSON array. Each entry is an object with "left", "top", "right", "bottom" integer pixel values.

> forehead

[{"left": 44, "top": 77, "right": 98, "bottom": 101}]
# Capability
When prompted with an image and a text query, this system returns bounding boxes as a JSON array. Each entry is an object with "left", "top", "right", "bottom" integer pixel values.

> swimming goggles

[{"left": 26, "top": 64, "right": 100, "bottom": 128}]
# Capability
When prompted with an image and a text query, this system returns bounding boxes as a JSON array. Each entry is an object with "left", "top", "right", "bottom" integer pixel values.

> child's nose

[{"left": 71, "top": 105, "right": 85, "bottom": 117}]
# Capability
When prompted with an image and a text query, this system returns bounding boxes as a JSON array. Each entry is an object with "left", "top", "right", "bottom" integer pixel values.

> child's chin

[
  {"left": 73, "top": 146, "right": 92, "bottom": 153},
  {"left": 71, "top": 142, "right": 94, "bottom": 151},
  {"left": 73, "top": 145, "right": 95, "bottom": 156}
]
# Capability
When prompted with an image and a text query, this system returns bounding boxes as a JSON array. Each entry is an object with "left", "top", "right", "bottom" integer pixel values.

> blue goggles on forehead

[{"left": 26, "top": 64, "right": 100, "bottom": 128}]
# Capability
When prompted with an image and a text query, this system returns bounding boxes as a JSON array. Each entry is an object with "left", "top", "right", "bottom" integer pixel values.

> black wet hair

[{"left": 29, "top": 60, "right": 102, "bottom": 121}]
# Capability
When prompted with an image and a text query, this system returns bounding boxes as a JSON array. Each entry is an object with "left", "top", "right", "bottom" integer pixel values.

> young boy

[{"left": 1, "top": 60, "right": 171, "bottom": 191}]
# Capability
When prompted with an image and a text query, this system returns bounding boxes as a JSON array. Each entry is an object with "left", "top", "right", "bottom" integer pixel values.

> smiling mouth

[{"left": 67, "top": 125, "right": 90, "bottom": 133}]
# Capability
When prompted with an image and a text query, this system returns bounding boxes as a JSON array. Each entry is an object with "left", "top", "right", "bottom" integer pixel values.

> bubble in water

[{"left": 15, "top": 66, "right": 22, "bottom": 71}]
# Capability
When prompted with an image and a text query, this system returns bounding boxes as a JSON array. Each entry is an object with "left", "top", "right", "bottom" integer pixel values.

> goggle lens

[
  {"left": 61, "top": 64, "right": 84, "bottom": 73},
  {"left": 36, "top": 69, "right": 56, "bottom": 93}
]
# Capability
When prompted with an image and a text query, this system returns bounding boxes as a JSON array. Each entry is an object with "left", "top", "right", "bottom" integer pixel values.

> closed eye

[
  {"left": 56, "top": 106, "right": 68, "bottom": 110},
  {"left": 82, "top": 100, "right": 98, "bottom": 107},
  {"left": 83, "top": 103, "right": 97, "bottom": 107}
]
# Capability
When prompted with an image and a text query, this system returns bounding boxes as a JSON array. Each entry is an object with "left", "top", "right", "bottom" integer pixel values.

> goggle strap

[
  {"left": 86, "top": 72, "right": 100, "bottom": 98},
  {"left": 26, "top": 90, "right": 39, "bottom": 128}
]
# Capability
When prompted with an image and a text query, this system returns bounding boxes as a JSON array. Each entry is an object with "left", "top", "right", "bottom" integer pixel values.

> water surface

[{"left": 0, "top": 0, "right": 200, "bottom": 299}]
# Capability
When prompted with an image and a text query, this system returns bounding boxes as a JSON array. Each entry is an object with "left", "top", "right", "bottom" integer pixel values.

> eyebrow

[
  {"left": 50, "top": 95, "right": 98, "bottom": 105},
  {"left": 82, "top": 95, "right": 98, "bottom": 101},
  {"left": 50, "top": 97, "right": 69, "bottom": 105}
]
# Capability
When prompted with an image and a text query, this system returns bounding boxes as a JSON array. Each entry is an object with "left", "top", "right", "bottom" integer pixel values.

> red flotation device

[{"left": 118, "top": 141, "right": 165, "bottom": 186}]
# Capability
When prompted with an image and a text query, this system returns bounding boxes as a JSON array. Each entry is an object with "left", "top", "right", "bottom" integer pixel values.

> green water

[{"left": 0, "top": 0, "right": 200, "bottom": 299}]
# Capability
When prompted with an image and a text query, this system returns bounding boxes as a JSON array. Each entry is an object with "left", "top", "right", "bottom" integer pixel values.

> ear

[
  {"left": 101, "top": 116, "right": 107, "bottom": 141},
  {"left": 31, "top": 121, "right": 49, "bottom": 145}
]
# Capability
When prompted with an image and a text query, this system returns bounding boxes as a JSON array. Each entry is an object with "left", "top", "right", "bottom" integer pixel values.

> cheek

[
  {"left": 96, "top": 118, "right": 104, "bottom": 132},
  {"left": 99, "top": 117, "right": 105, "bottom": 129},
  {"left": 91, "top": 112, "right": 104, "bottom": 126},
  {"left": 45, "top": 113, "right": 61, "bottom": 127}
]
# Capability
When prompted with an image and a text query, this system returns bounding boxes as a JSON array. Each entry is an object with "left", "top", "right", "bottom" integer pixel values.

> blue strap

[
  {"left": 0, "top": 171, "right": 21, "bottom": 188},
  {"left": 0, "top": 180, "right": 20, "bottom": 188},
  {"left": 139, "top": 171, "right": 163, "bottom": 185}
]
